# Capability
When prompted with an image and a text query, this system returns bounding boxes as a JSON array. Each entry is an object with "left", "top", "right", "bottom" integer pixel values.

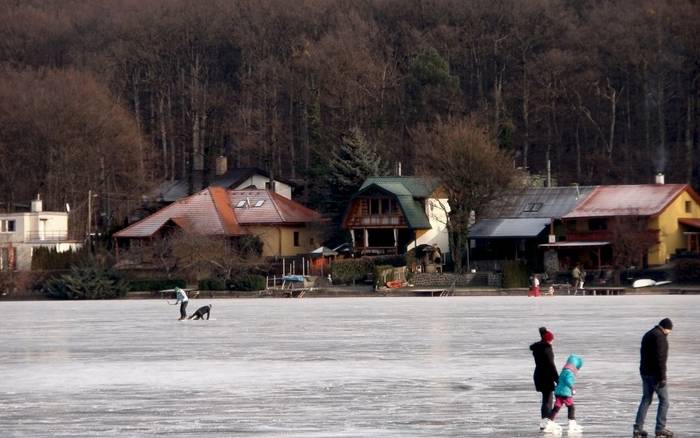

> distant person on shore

[
  {"left": 171, "top": 287, "right": 189, "bottom": 320},
  {"left": 188, "top": 304, "right": 212, "bottom": 320},
  {"left": 542, "top": 354, "right": 584, "bottom": 434},
  {"left": 634, "top": 318, "right": 674, "bottom": 438},
  {"left": 530, "top": 327, "right": 559, "bottom": 430},
  {"left": 528, "top": 274, "right": 541, "bottom": 297},
  {"left": 571, "top": 264, "right": 581, "bottom": 291}
]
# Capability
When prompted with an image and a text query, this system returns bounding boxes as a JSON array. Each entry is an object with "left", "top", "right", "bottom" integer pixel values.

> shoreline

[{"left": 3, "top": 285, "right": 700, "bottom": 301}]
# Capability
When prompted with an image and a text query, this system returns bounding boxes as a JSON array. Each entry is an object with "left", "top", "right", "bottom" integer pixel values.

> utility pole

[{"left": 87, "top": 189, "right": 92, "bottom": 240}]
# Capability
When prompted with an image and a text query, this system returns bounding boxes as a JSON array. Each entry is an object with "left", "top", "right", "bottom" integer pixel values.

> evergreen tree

[{"left": 323, "top": 127, "right": 389, "bottom": 244}]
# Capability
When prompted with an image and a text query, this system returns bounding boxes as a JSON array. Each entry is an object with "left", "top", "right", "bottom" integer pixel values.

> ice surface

[{"left": 1, "top": 296, "right": 699, "bottom": 437}]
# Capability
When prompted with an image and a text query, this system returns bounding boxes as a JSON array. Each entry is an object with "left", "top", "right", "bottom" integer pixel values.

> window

[
  {"left": 235, "top": 200, "right": 246, "bottom": 208},
  {"left": 293, "top": 231, "right": 300, "bottom": 247},
  {"left": 685, "top": 201, "right": 692, "bottom": 213},
  {"left": 370, "top": 199, "right": 380, "bottom": 215},
  {"left": 254, "top": 200, "right": 265, "bottom": 207},
  {"left": 381, "top": 198, "right": 390, "bottom": 215},
  {"left": 1, "top": 219, "right": 16, "bottom": 233},
  {"left": 588, "top": 218, "right": 607, "bottom": 231},
  {"left": 523, "top": 202, "right": 543, "bottom": 212}
]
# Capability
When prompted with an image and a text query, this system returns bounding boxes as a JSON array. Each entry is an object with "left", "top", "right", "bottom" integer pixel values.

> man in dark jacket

[
  {"left": 634, "top": 318, "right": 673, "bottom": 438},
  {"left": 531, "top": 327, "right": 559, "bottom": 429}
]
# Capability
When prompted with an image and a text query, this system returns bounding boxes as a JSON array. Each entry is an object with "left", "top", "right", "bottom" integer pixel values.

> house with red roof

[
  {"left": 113, "top": 187, "right": 324, "bottom": 257},
  {"left": 542, "top": 183, "right": 700, "bottom": 267}
]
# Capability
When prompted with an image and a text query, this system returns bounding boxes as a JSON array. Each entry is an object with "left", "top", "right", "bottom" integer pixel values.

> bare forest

[{"left": 1, "top": 0, "right": 698, "bottom": 237}]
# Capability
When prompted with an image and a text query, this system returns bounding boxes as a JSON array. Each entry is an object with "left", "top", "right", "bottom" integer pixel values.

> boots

[
  {"left": 633, "top": 425, "right": 648, "bottom": 437},
  {"left": 542, "top": 418, "right": 562, "bottom": 434},
  {"left": 655, "top": 430, "right": 674, "bottom": 438},
  {"left": 568, "top": 420, "right": 583, "bottom": 434}
]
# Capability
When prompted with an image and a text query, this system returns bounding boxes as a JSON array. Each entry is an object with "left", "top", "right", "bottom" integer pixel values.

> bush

[
  {"left": 372, "top": 255, "right": 406, "bottom": 267},
  {"left": 199, "top": 278, "right": 226, "bottom": 290},
  {"left": 673, "top": 259, "right": 700, "bottom": 283},
  {"left": 502, "top": 260, "right": 528, "bottom": 288},
  {"left": 331, "top": 258, "right": 373, "bottom": 284},
  {"left": 31, "top": 246, "right": 88, "bottom": 270},
  {"left": 43, "top": 265, "right": 128, "bottom": 299},
  {"left": 227, "top": 274, "right": 266, "bottom": 291},
  {"left": 128, "top": 279, "right": 187, "bottom": 291}
]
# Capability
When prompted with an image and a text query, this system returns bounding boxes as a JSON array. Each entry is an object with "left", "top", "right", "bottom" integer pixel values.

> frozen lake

[{"left": 1, "top": 296, "right": 698, "bottom": 437}]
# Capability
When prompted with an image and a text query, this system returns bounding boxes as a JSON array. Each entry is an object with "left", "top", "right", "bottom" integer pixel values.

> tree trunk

[
  {"left": 686, "top": 92, "right": 695, "bottom": 183},
  {"left": 521, "top": 61, "right": 530, "bottom": 169}
]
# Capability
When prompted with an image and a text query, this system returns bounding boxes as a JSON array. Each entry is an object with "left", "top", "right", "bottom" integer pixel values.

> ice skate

[
  {"left": 633, "top": 425, "right": 648, "bottom": 437},
  {"left": 539, "top": 418, "right": 547, "bottom": 431},
  {"left": 542, "top": 419, "right": 562, "bottom": 434},
  {"left": 567, "top": 420, "right": 583, "bottom": 434},
  {"left": 655, "top": 429, "right": 673, "bottom": 438}
]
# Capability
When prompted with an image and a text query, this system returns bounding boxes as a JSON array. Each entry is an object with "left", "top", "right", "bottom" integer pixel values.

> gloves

[{"left": 572, "top": 389, "right": 576, "bottom": 395}]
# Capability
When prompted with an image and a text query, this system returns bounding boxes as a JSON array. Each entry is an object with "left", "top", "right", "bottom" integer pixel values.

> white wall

[
  {"left": 406, "top": 198, "right": 451, "bottom": 254},
  {"left": 235, "top": 175, "right": 293, "bottom": 199}
]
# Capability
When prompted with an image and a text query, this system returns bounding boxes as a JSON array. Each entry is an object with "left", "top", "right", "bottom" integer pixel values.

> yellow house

[
  {"left": 562, "top": 184, "right": 700, "bottom": 266},
  {"left": 114, "top": 187, "right": 324, "bottom": 257}
]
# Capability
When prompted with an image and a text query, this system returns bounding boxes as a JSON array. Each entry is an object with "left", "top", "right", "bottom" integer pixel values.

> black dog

[{"left": 188, "top": 304, "right": 212, "bottom": 320}]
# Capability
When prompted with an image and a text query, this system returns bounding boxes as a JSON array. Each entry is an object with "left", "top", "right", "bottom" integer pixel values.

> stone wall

[{"left": 412, "top": 272, "right": 502, "bottom": 288}]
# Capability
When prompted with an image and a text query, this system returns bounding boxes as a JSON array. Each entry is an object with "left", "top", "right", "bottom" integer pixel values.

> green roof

[{"left": 355, "top": 177, "right": 441, "bottom": 229}]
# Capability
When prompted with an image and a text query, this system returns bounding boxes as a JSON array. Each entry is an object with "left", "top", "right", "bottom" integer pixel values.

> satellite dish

[{"left": 66, "top": 203, "right": 71, "bottom": 212}]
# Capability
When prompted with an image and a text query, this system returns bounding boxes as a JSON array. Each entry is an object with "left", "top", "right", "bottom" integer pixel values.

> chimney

[
  {"left": 215, "top": 156, "right": 228, "bottom": 176},
  {"left": 655, "top": 173, "right": 665, "bottom": 184},
  {"left": 31, "top": 194, "right": 43, "bottom": 212}
]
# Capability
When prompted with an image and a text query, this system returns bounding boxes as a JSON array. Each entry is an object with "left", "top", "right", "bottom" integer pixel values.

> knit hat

[
  {"left": 539, "top": 326, "right": 548, "bottom": 338},
  {"left": 543, "top": 331, "right": 554, "bottom": 343},
  {"left": 659, "top": 318, "right": 673, "bottom": 330}
]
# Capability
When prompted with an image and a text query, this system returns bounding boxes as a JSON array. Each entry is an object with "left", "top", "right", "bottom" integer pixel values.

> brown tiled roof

[
  {"left": 564, "top": 184, "right": 698, "bottom": 218},
  {"left": 114, "top": 187, "right": 321, "bottom": 239},
  {"left": 228, "top": 189, "right": 323, "bottom": 224}
]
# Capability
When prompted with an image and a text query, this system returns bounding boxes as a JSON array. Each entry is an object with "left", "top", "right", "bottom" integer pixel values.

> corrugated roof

[
  {"left": 361, "top": 176, "right": 440, "bottom": 198},
  {"left": 469, "top": 218, "right": 550, "bottom": 238},
  {"left": 564, "top": 184, "right": 693, "bottom": 218},
  {"left": 114, "top": 187, "right": 321, "bottom": 239},
  {"left": 484, "top": 186, "right": 597, "bottom": 219}
]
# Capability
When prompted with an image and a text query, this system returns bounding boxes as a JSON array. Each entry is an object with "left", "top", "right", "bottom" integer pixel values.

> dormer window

[
  {"left": 523, "top": 202, "right": 543, "bottom": 212},
  {"left": 254, "top": 200, "right": 265, "bottom": 207},
  {"left": 235, "top": 200, "right": 246, "bottom": 208}
]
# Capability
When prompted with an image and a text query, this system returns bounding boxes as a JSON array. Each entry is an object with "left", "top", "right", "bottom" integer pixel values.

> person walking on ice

[
  {"left": 530, "top": 327, "right": 559, "bottom": 430},
  {"left": 634, "top": 318, "right": 674, "bottom": 438},
  {"left": 542, "top": 354, "right": 584, "bottom": 434},
  {"left": 171, "top": 287, "right": 189, "bottom": 320}
]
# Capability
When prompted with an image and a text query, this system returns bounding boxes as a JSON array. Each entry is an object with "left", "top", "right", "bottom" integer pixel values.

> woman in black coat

[{"left": 530, "top": 327, "right": 559, "bottom": 426}]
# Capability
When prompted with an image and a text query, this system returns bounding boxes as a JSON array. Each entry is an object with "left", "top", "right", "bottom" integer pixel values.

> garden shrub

[
  {"left": 128, "top": 279, "right": 186, "bottom": 291},
  {"left": 198, "top": 278, "right": 226, "bottom": 290},
  {"left": 43, "top": 265, "right": 128, "bottom": 299},
  {"left": 673, "top": 258, "right": 700, "bottom": 283},
  {"left": 502, "top": 260, "right": 528, "bottom": 288},
  {"left": 227, "top": 274, "right": 266, "bottom": 291},
  {"left": 31, "top": 246, "right": 88, "bottom": 270},
  {"left": 331, "top": 258, "right": 374, "bottom": 284}
]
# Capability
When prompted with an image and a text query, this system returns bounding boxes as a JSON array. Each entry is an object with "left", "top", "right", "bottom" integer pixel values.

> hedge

[
  {"left": 128, "top": 279, "right": 187, "bottom": 291},
  {"left": 331, "top": 258, "right": 373, "bottom": 284},
  {"left": 502, "top": 260, "right": 529, "bottom": 288},
  {"left": 199, "top": 278, "right": 226, "bottom": 291},
  {"left": 226, "top": 274, "right": 266, "bottom": 291},
  {"left": 673, "top": 259, "right": 700, "bottom": 283},
  {"left": 43, "top": 266, "right": 128, "bottom": 300}
]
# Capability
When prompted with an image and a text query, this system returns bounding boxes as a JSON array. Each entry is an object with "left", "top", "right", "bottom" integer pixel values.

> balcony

[
  {"left": 23, "top": 231, "right": 71, "bottom": 243},
  {"left": 346, "top": 215, "right": 407, "bottom": 228}
]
